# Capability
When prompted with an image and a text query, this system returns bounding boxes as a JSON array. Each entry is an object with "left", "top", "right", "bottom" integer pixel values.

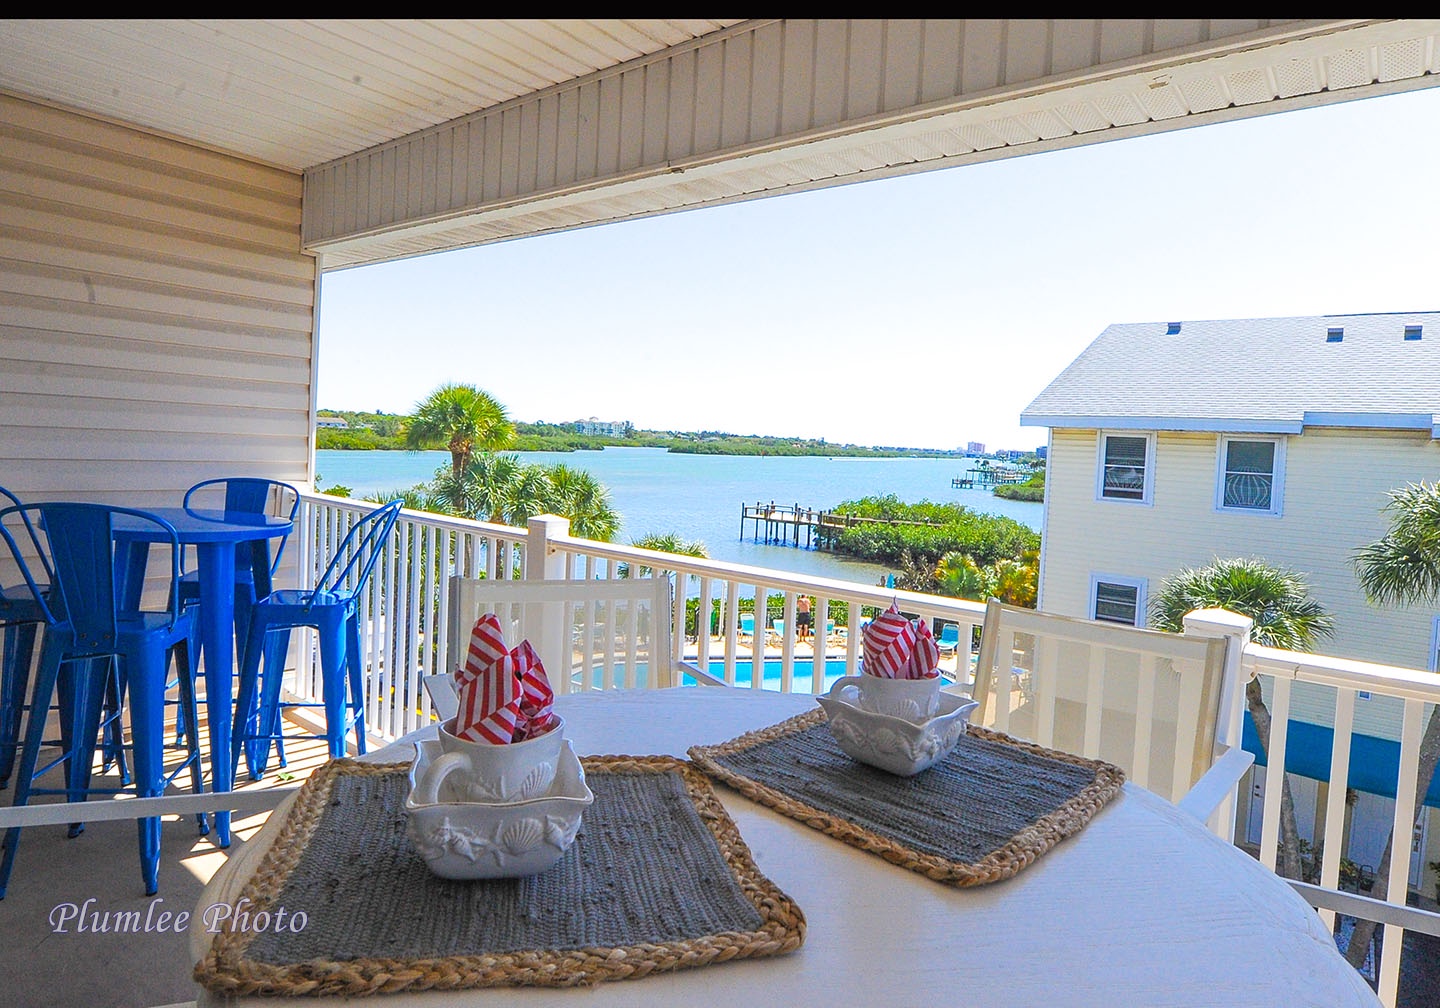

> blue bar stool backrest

[
  {"left": 0, "top": 505, "right": 56, "bottom": 626},
  {"left": 182, "top": 478, "right": 301, "bottom": 578},
  {"left": 0, "top": 486, "right": 55, "bottom": 594},
  {"left": 309, "top": 499, "right": 403, "bottom": 604},
  {"left": 34, "top": 503, "right": 185, "bottom": 647}
]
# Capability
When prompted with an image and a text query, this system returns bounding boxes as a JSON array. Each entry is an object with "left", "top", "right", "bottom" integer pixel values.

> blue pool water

[
  {"left": 581, "top": 658, "right": 854, "bottom": 692},
  {"left": 685, "top": 658, "right": 856, "bottom": 692},
  {"left": 584, "top": 658, "right": 953, "bottom": 692}
]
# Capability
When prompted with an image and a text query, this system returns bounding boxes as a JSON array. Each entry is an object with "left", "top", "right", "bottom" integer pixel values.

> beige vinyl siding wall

[
  {"left": 1040, "top": 426, "right": 1440, "bottom": 741},
  {"left": 0, "top": 95, "right": 315, "bottom": 517}
]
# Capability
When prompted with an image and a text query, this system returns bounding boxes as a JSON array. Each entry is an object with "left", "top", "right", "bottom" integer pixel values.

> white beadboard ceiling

[
  {"left": 0, "top": 19, "right": 745, "bottom": 172},
  {"left": 2, "top": 19, "right": 1437, "bottom": 269}
]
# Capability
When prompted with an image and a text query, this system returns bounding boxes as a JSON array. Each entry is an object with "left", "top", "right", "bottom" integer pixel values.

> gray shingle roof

[{"left": 1021, "top": 312, "right": 1440, "bottom": 435}]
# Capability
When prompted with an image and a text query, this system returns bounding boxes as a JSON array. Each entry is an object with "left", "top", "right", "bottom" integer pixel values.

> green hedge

[
  {"left": 684, "top": 595, "right": 891, "bottom": 636},
  {"left": 825, "top": 496, "right": 1038, "bottom": 566}
]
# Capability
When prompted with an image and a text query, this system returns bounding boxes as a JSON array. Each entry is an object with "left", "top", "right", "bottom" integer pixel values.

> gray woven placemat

[
  {"left": 196, "top": 756, "right": 805, "bottom": 998},
  {"left": 688, "top": 708, "right": 1125, "bottom": 887}
]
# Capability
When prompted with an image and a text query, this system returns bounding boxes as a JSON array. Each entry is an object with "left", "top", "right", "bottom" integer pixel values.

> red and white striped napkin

[
  {"left": 908, "top": 617, "right": 941, "bottom": 680},
  {"left": 861, "top": 603, "right": 940, "bottom": 680},
  {"left": 452, "top": 614, "right": 556, "bottom": 743},
  {"left": 511, "top": 639, "right": 558, "bottom": 741}
]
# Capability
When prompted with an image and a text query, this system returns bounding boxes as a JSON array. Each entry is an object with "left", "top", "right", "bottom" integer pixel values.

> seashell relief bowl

[
  {"left": 816, "top": 679, "right": 980, "bottom": 777},
  {"left": 405, "top": 737, "right": 593, "bottom": 880}
]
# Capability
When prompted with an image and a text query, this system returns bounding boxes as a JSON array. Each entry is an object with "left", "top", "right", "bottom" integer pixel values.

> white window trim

[
  {"left": 1214, "top": 435, "right": 1286, "bottom": 517},
  {"left": 1094, "top": 431, "right": 1156, "bottom": 506},
  {"left": 1089, "top": 573, "right": 1148, "bottom": 628}
]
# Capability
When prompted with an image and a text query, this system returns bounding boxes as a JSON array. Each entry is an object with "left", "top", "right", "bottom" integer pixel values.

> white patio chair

[
  {"left": 969, "top": 599, "right": 1252, "bottom": 833},
  {"left": 444, "top": 577, "right": 724, "bottom": 694}
]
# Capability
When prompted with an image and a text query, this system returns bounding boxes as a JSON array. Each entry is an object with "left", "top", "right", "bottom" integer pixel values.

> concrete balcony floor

[{"left": 0, "top": 703, "right": 338, "bottom": 1008}]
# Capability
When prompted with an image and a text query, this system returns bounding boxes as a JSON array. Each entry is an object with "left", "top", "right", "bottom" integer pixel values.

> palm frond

[
  {"left": 1149, "top": 556, "right": 1334, "bottom": 650},
  {"left": 1351, "top": 481, "right": 1440, "bottom": 607}
]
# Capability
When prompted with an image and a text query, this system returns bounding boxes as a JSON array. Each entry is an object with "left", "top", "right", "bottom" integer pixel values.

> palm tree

[
  {"left": 932, "top": 548, "right": 1038, "bottom": 607},
  {"left": 1344, "top": 481, "right": 1440, "bottom": 969},
  {"left": 365, "top": 487, "right": 426, "bottom": 511},
  {"left": 422, "top": 465, "right": 478, "bottom": 519},
  {"left": 1149, "top": 557, "right": 1335, "bottom": 882},
  {"left": 620, "top": 532, "right": 707, "bottom": 578},
  {"left": 503, "top": 464, "right": 557, "bottom": 526},
  {"left": 427, "top": 456, "right": 619, "bottom": 542},
  {"left": 990, "top": 548, "right": 1040, "bottom": 608},
  {"left": 934, "top": 551, "right": 993, "bottom": 601},
  {"left": 404, "top": 383, "right": 514, "bottom": 479},
  {"left": 1353, "top": 481, "right": 1440, "bottom": 606},
  {"left": 447, "top": 452, "right": 525, "bottom": 523},
  {"left": 545, "top": 464, "right": 620, "bottom": 541}
]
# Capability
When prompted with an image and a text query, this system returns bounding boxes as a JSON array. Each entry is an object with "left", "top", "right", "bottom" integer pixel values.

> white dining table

[{"left": 191, "top": 687, "right": 1381, "bottom": 1008}]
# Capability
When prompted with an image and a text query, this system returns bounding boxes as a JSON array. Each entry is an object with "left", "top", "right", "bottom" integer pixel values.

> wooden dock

[
  {"left": 739, "top": 502, "right": 823, "bottom": 547},
  {"left": 739, "top": 501, "right": 941, "bottom": 549},
  {"left": 952, "top": 466, "right": 1029, "bottom": 489}
]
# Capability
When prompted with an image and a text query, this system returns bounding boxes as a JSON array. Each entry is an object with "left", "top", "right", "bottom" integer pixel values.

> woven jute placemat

[
  {"left": 195, "top": 756, "right": 804, "bottom": 998},
  {"left": 688, "top": 708, "right": 1125, "bottom": 887}
]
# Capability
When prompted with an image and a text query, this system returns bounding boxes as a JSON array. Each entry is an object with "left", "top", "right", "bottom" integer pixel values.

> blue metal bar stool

[
  {"left": 0, "top": 484, "right": 51, "bottom": 789},
  {"left": 232, "top": 499, "right": 402, "bottom": 781},
  {"left": 0, "top": 502, "right": 207, "bottom": 899},
  {"left": 175, "top": 478, "right": 300, "bottom": 639},
  {"left": 170, "top": 479, "right": 299, "bottom": 749},
  {"left": 0, "top": 488, "right": 118, "bottom": 790}
]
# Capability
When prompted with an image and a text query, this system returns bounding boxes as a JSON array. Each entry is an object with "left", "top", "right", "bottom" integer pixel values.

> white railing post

[
  {"left": 1183, "top": 607, "right": 1254, "bottom": 843},
  {"left": 526, "top": 514, "right": 570, "bottom": 581},
  {"left": 527, "top": 514, "right": 571, "bottom": 676}
]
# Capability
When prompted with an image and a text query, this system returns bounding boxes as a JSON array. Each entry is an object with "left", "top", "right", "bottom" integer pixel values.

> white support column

[
  {"left": 1183, "top": 607, "right": 1255, "bottom": 844},
  {"left": 526, "top": 514, "right": 570, "bottom": 581},
  {"left": 526, "top": 515, "right": 571, "bottom": 682}
]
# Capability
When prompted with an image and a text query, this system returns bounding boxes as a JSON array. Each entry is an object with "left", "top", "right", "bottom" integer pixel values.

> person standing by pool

[{"left": 796, "top": 595, "right": 813, "bottom": 640}]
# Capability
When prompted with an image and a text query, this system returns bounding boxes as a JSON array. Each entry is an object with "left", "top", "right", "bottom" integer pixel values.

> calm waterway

[{"left": 315, "top": 448, "right": 1043, "bottom": 584}]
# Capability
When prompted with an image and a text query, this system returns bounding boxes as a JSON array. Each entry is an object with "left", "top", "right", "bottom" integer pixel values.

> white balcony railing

[
  {"left": 1242, "top": 643, "right": 1440, "bottom": 1006},
  {"left": 292, "top": 493, "right": 1440, "bottom": 1007},
  {"left": 289, "top": 494, "right": 985, "bottom": 737}
]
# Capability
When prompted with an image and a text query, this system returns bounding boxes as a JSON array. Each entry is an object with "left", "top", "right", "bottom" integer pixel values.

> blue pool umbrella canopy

[{"left": 1243, "top": 715, "right": 1440, "bottom": 809}]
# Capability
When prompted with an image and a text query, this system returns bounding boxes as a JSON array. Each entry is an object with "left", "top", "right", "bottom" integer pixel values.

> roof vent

[
  {"left": 1165, "top": 322, "right": 1182, "bottom": 335},
  {"left": 1404, "top": 325, "right": 1422, "bottom": 341},
  {"left": 1326, "top": 327, "right": 1344, "bottom": 343}
]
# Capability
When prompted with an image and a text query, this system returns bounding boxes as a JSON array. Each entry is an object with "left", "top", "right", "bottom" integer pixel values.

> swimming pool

[
  {"left": 684, "top": 658, "right": 856, "bottom": 692},
  {"left": 580, "top": 658, "right": 954, "bottom": 692}
]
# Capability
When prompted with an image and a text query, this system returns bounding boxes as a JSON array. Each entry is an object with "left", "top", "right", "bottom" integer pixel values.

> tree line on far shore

[
  {"left": 327, "top": 384, "right": 1043, "bottom": 604},
  {"left": 316, "top": 408, "right": 997, "bottom": 460}
]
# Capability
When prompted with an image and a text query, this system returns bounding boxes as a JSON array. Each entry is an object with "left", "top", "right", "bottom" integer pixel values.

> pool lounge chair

[
  {"left": 937, "top": 623, "right": 961, "bottom": 656},
  {"left": 770, "top": 618, "right": 786, "bottom": 644},
  {"left": 739, "top": 612, "right": 756, "bottom": 641}
]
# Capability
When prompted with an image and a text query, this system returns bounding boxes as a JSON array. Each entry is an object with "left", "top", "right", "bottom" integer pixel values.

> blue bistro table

[{"left": 111, "top": 506, "right": 293, "bottom": 846}]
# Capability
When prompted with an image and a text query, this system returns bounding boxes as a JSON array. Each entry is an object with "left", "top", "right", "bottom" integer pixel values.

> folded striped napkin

[
  {"left": 453, "top": 614, "right": 556, "bottom": 743},
  {"left": 861, "top": 603, "right": 940, "bottom": 680}
]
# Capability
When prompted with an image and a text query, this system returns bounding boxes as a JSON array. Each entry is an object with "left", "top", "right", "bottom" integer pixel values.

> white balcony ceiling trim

[{"left": 2, "top": 18, "right": 1437, "bottom": 270}]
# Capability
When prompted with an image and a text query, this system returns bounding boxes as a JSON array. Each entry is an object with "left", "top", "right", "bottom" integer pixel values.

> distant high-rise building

[
  {"left": 573, "top": 417, "right": 633, "bottom": 436},
  {"left": 966, "top": 441, "right": 985, "bottom": 455}
]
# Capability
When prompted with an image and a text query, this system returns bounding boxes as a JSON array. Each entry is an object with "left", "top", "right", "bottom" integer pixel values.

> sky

[{"left": 316, "top": 86, "right": 1440, "bottom": 453}]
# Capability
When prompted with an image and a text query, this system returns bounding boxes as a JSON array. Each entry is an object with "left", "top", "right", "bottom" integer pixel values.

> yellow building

[{"left": 1022, "top": 311, "right": 1440, "bottom": 878}]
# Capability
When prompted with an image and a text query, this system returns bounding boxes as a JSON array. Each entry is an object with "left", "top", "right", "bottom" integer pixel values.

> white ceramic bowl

[
  {"left": 404, "top": 737, "right": 593, "bottom": 880},
  {"left": 414, "top": 716, "right": 567, "bottom": 804},
  {"left": 816, "top": 681, "right": 979, "bottom": 776}
]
